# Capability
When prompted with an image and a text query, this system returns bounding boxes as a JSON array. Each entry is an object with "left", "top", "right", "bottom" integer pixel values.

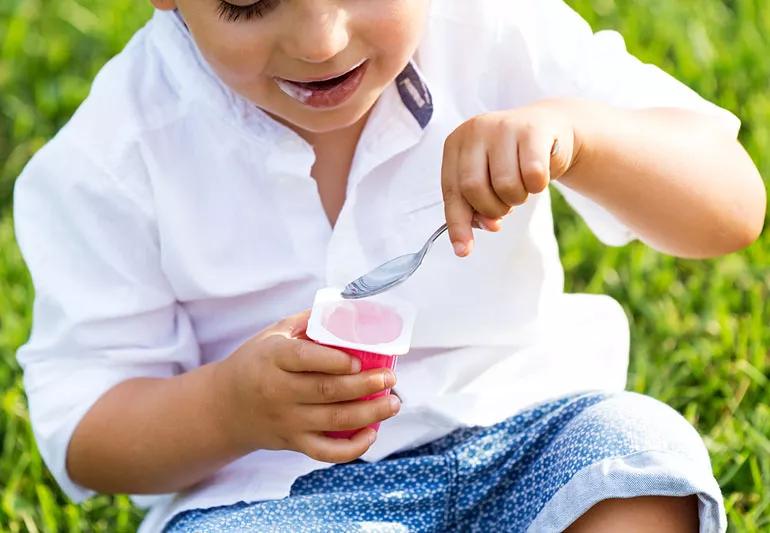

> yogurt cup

[{"left": 306, "top": 288, "right": 417, "bottom": 439}]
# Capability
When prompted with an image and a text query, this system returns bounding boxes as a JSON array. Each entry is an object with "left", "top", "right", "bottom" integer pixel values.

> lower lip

[{"left": 275, "top": 61, "right": 369, "bottom": 109}]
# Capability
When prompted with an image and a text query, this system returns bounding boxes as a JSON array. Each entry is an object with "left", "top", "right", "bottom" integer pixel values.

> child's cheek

[
  {"left": 184, "top": 17, "right": 275, "bottom": 90},
  {"left": 353, "top": 0, "right": 430, "bottom": 67}
]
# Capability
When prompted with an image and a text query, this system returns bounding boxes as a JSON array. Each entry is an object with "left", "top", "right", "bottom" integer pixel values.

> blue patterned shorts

[{"left": 165, "top": 392, "right": 725, "bottom": 532}]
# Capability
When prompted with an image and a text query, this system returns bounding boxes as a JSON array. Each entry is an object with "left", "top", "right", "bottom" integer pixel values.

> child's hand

[
  {"left": 216, "top": 310, "right": 399, "bottom": 464},
  {"left": 441, "top": 103, "right": 577, "bottom": 256}
]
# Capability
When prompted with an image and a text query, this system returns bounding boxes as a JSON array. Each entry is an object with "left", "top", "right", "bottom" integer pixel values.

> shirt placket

[
  {"left": 324, "top": 83, "right": 428, "bottom": 288},
  {"left": 265, "top": 135, "right": 332, "bottom": 280}
]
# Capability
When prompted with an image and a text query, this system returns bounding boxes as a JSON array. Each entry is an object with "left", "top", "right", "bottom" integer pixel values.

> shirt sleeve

[
  {"left": 503, "top": 0, "right": 742, "bottom": 246},
  {"left": 13, "top": 135, "right": 200, "bottom": 502}
]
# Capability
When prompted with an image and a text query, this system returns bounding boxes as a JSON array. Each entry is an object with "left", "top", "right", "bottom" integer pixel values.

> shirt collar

[
  {"left": 152, "top": 9, "right": 434, "bottom": 135},
  {"left": 395, "top": 62, "right": 434, "bottom": 129}
]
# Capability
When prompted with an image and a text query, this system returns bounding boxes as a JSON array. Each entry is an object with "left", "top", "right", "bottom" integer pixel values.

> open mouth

[
  {"left": 295, "top": 67, "right": 360, "bottom": 90},
  {"left": 275, "top": 60, "right": 369, "bottom": 109}
]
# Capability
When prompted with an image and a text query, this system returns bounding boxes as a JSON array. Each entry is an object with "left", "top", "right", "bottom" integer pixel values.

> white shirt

[{"left": 13, "top": 1, "right": 739, "bottom": 531}]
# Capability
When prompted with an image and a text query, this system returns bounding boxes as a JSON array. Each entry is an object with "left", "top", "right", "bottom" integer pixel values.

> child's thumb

[{"left": 258, "top": 309, "right": 312, "bottom": 341}]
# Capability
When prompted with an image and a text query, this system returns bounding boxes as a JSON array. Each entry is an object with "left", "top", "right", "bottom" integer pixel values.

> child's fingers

[
  {"left": 488, "top": 129, "right": 528, "bottom": 208},
  {"left": 256, "top": 309, "right": 312, "bottom": 341},
  {"left": 296, "top": 428, "right": 378, "bottom": 464},
  {"left": 292, "top": 369, "right": 396, "bottom": 404},
  {"left": 302, "top": 395, "right": 400, "bottom": 432},
  {"left": 473, "top": 213, "right": 504, "bottom": 232},
  {"left": 518, "top": 127, "right": 556, "bottom": 194},
  {"left": 275, "top": 338, "right": 361, "bottom": 375},
  {"left": 455, "top": 140, "right": 510, "bottom": 219},
  {"left": 442, "top": 138, "right": 476, "bottom": 257}
]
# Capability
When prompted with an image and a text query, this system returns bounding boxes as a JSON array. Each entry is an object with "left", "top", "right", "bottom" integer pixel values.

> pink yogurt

[
  {"left": 321, "top": 300, "right": 403, "bottom": 345},
  {"left": 318, "top": 299, "right": 404, "bottom": 439}
]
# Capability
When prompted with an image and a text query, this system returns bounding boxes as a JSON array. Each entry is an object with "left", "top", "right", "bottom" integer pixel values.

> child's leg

[
  {"left": 567, "top": 495, "right": 699, "bottom": 532},
  {"left": 451, "top": 391, "right": 725, "bottom": 532},
  {"left": 163, "top": 440, "right": 454, "bottom": 533},
  {"left": 165, "top": 391, "right": 723, "bottom": 532}
]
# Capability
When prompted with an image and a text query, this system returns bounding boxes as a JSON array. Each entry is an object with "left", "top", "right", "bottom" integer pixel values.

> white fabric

[{"left": 13, "top": 1, "right": 739, "bottom": 531}]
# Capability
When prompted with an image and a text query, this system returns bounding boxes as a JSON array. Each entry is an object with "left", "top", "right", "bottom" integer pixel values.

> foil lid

[{"left": 306, "top": 288, "right": 417, "bottom": 355}]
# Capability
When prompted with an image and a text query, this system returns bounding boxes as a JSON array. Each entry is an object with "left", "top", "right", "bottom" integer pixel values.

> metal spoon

[{"left": 341, "top": 223, "right": 449, "bottom": 299}]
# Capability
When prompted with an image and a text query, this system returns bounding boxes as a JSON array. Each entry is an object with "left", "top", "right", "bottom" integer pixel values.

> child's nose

[{"left": 282, "top": 4, "right": 351, "bottom": 64}]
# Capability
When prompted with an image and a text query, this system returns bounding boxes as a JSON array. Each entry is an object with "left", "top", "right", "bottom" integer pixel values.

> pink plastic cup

[
  {"left": 321, "top": 345, "right": 398, "bottom": 439},
  {"left": 307, "top": 288, "right": 415, "bottom": 439}
]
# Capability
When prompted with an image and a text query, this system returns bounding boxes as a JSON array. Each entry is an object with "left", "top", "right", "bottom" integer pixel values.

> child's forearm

[
  {"left": 559, "top": 100, "right": 766, "bottom": 258},
  {"left": 66, "top": 313, "right": 394, "bottom": 495},
  {"left": 67, "top": 361, "right": 246, "bottom": 495}
]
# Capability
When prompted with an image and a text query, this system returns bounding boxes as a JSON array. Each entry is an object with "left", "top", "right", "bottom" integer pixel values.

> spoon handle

[
  {"left": 429, "top": 223, "right": 449, "bottom": 244},
  {"left": 420, "top": 223, "right": 449, "bottom": 257}
]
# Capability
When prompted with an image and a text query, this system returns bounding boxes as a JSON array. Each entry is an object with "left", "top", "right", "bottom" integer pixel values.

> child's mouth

[{"left": 274, "top": 60, "right": 368, "bottom": 109}]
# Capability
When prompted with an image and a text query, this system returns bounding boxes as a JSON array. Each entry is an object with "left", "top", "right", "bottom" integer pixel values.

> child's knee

[{"left": 563, "top": 392, "right": 710, "bottom": 466}]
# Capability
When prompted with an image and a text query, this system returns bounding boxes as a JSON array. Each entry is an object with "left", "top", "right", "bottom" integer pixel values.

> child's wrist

[
  {"left": 209, "top": 357, "right": 261, "bottom": 457},
  {"left": 541, "top": 97, "right": 606, "bottom": 179}
]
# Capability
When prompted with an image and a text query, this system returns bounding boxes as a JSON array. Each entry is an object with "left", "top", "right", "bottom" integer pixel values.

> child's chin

[
  {"left": 290, "top": 104, "right": 373, "bottom": 134},
  {"left": 264, "top": 87, "right": 376, "bottom": 134}
]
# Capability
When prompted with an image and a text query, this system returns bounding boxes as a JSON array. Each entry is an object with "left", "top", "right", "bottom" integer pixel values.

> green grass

[{"left": 1, "top": 0, "right": 769, "bottom": 531}]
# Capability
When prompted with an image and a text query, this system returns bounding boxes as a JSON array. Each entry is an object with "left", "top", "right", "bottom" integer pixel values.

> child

[{"left": 13, "top": 0, "right": 765, "bottom": 531}]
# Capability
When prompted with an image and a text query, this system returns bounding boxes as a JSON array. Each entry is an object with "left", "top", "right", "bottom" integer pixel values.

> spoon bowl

[{"left": 341, "top": 223, "right": 449, "bottom": 299}]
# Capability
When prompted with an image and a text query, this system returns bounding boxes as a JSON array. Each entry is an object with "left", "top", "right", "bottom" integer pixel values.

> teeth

[{"left": 275, "top": 78, "right": 312, "bottom": 103}]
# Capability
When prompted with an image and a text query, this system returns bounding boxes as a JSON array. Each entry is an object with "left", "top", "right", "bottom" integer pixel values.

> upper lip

[{"left": 278, "top": 59, "right": 367, "bottom": 84}]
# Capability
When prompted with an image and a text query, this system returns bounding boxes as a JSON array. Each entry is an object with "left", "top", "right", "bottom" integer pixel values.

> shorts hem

[{"left": 526, "top": 449, "right": 726, "bottom": 533}]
